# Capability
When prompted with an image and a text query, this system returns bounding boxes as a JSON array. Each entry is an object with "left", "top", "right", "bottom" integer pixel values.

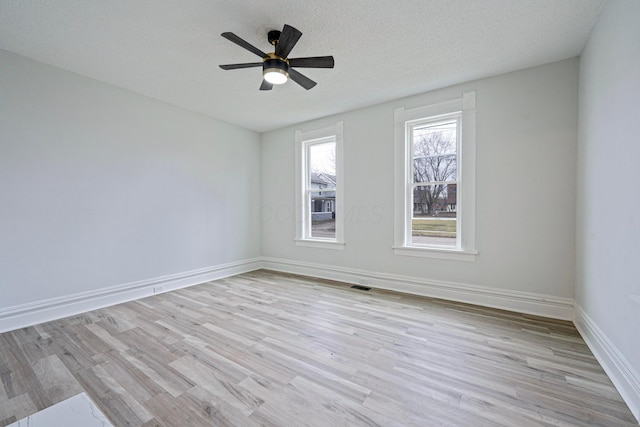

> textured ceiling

[{"left": 0, "top": 0, "right": 603, "bottom": 132}]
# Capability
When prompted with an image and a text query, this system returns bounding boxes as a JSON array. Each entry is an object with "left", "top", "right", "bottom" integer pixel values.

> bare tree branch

[{"left": 413, "top": 129, "right": 456, "bottom": 216}]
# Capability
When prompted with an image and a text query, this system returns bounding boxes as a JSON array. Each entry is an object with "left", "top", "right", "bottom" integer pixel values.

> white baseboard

[
  {"left": 574, "top": 304, "right": 640, "bottom": 423},
  {"left": 261, "top": 257, "right": 575, "bottom": 320},
  {"left": 0, "top": 257, "right": 574, "bottom": 334},
  {"left": 0, "top": 258, "right": 262, "bottom": 333},
  {"left": 4, "top": 255, "right": 635, "bottom": 422}
]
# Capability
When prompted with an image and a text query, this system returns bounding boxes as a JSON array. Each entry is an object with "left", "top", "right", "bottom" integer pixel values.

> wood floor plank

[
  {"left": 169, "top": 357, "right": 263, "bottom": 416},
  {"left": 74, "top": 365, "right": 150, "bottom": 426},
  {"left": 0, "top": 393, "right": 36, "bottom": 425},
  {"left": 0, "top": 270, "right": 637, "bottom": 426},
  {"left": 30, "top": 354, "right": 82, "bottom": 404}
]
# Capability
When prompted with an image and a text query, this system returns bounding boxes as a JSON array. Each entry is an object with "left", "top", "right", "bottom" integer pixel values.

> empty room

[{"left": 1, "top": 1, "right": 638, "bottom": 426}]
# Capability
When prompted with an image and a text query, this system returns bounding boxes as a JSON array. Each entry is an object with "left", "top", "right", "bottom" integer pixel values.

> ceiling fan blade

[
  {"left": 288, "top": 56, "right": 335, "bottom": 68},
  {"left": 288, "top": 68, "right": 317, "bottom": 90},
  {"left": 260, "top": 80, "right": 273, "bottom": 91},
  {"left": 221, "top": 32, "right": 267, "bottom": 58},
  {"left": 275, "top": 24, "right": 302, "bottom": 59},
  {"left": 219, "top": 62, "right": 263, "bottom": 70}
]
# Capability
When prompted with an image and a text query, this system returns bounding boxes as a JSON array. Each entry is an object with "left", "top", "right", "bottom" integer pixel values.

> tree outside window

[{"left": 410, "top": 117, "right": 459, "bottom": 247}]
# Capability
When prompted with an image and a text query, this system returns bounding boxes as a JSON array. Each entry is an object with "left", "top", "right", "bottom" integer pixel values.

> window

[
  {"left": 394, "top": 92, "right": 477, "bottom": 261},
  {"left": 295, "top": 122, "right": 344, "bottom": 249}
]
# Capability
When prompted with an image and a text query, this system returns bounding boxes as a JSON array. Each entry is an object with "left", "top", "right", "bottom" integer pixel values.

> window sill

[
  {"left": 393, "top": 246, "right": 477, "bottom": 262},
  {"left": 295, "top": 239, "right": 345, "bottom": 250}
]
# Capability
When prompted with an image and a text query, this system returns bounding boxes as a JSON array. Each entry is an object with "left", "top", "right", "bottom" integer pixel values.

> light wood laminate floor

[{"left": 0, "top": 270, "right": 636, "bottom": 426}]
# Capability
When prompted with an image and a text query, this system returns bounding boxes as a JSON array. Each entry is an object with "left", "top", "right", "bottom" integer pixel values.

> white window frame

[
  {"left": 295, "top": 121, "right": 344, "bottom": 250},
  {"left": 393, "top": 92, "right": 477, "bottom": 261}
]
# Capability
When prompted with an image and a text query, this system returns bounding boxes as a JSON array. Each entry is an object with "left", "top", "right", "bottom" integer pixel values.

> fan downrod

[{"left": 267, "top": 30, "right": 281, "bottom": 46}]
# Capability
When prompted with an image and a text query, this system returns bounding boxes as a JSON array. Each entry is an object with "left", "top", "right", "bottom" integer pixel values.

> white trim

[
  {"left": 393, "top": 107, "right": 406, "bottom": 252},
  {"left": 461, "top": 91, "right": 477, "bottom": 252},
  {"left": 392, "top": 246, "right": 477, "bottom": 262},
  {"left": 400, "top": 98, "right": 463, "bottom": 119},
  {"left": 0, "top": 258, "right": 262, "bottom": 333},
  {"left": 261, "top": 257, "right": 574, "bottom": 320},
  {"left": 295, "top": 239, "right": 345, "bottom": 250},
  {"left": 574, "top": 304, "right": 640, "bottom": 423},
  {"left": 335, "top": 121, "right": 344, "bottom": 243},
  {"left": 394, "top": 91, "right": 477, "bottom": 260},
  {"left": 0, "top": 255, "right": 573, "bottom": 331},
  {"left": 295, "top": 121, "right": 344, "bottom": 246}
]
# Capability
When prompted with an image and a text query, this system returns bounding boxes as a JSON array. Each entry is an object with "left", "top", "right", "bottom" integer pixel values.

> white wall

[
  {"left": 0, "top": 50, "right": 261, "bottom": 311},
  {"left": 575, "top": 0, "right": 640, "bottom": 420},
  {"left": 261, "top": 58, "right": 578, "bottom": 316}
]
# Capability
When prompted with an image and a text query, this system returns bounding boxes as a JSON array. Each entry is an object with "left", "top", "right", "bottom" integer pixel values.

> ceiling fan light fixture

[
  {"left": 263, "top": 59, "right": 289, "bottom": 84},
  {"left": 219, "top": 24, "right": 334, "bottom": 90}
]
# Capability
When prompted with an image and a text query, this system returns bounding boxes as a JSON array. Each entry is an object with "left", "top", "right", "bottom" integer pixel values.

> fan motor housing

[{"left": 263, "top": 58, "right": 289, "bottom": 72}]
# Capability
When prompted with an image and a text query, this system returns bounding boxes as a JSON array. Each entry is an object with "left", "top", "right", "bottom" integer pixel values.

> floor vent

[{"left": 351, "top": 285, "right": 371, "bottom": 291}]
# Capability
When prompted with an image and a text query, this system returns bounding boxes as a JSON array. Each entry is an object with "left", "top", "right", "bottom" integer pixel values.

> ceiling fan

[{"left": 219, "top": 24, "right": 335, "bottom": 91}]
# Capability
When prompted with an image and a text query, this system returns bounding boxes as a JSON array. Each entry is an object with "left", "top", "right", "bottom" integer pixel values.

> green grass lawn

[{"left": 412, "top": 218, "right": 456, "bottom": 237}]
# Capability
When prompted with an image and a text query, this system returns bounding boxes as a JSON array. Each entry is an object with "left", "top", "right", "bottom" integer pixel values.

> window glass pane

[
  {"left": 413, "top": 120, "right": 457, "bottom": 158},
  {"left": 411, "top": 183, "right": 457, "bottom": 246},
  {"left": 311, "top": 192, "right": 336, "bottom": 238},
  {"left": 308, "top": 141, "right": 336, "bottom": 239},
  {"left": 309, "top": 142, "right": 336, "bottom": 176},
  {"left": 413, "top": 154, "right": 457, "bottom": 183},
  {"left": 413, "top": 121, "right": 457, "bottom": 183}
]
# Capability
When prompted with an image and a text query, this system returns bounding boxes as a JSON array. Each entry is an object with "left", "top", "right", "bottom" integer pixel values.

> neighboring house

[
  {"left": 446, "top": 183, "right": 457, "bottom": 211},
  {"left": 310, "top": 172, "right": 336, "bottom": 221},
  {"left": 413, "top": 183, "right": 457, "bottom": 216}
]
